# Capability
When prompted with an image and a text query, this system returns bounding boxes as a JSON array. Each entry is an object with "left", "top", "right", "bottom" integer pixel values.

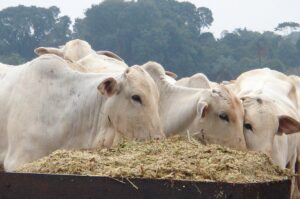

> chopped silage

[{"left": 17, "top": 136, "right": 291, "bottom": 183}]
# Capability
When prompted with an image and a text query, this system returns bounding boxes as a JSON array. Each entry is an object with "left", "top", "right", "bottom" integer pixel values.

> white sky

[{"left": 0, "top": 0, "right": 299, "bottom": 37}]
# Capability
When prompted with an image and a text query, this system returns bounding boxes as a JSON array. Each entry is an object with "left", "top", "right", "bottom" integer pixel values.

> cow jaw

[
  {"left": 97, "top": 67, "right": 164, "bottom": 145},
  {"left": 242, "top": 96, "right": 282, "bottom": 156}
]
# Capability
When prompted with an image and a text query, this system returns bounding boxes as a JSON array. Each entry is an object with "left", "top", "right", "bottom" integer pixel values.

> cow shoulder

[{"left": 29, "top": 54, "right": 71, "bottom": 78}]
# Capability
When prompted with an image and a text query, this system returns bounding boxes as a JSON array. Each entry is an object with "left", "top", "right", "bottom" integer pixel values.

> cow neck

[
  {"left": 271, "top": 133, "right": 293, "bottom": 169},
  {"left": 63, "top": 73, "right": 122, "bottom": 149},
  {"left": 90, "top": 74, "right": 125, "bottom": 148},
  {"left": 158, "top": 77, "right": 207, "bottom": 135},
  {"left": 62, "top": 77, "right": 104, "bottom": 149}
]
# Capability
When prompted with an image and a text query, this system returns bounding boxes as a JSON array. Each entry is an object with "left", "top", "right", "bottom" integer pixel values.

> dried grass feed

[{"left": 17, "top": 136, "right": 291, "bottom": 183}]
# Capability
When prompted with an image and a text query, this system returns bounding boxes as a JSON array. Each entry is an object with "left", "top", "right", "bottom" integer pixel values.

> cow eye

[
  {"left": 244, "top": 123, "right": 253, "bottom": 131},
  {"left": 131, "top": 95, "right": 142, "bottom": 104},
  {"left": 219, "top": 113, "right": 229, "bottom": 122}
]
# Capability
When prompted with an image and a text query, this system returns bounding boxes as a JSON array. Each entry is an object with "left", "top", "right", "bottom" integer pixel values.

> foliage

[
  {"left": 0, "top": 5, "right": 71, "bottom": 59},
  {"left": 1, "top": 1, "right": 300, "bottom": 81},
  {"left": 202, "top": 29, "right": 300, "bottom": 80},
  {"left": 275, "top": 22, "right": 300, "bottom": 34},
  {"left": 0, "top": 53, "right": 26, "bottom": 65},
  {"left": 73, "top": 0, "right": 212, "bottom": 77}
]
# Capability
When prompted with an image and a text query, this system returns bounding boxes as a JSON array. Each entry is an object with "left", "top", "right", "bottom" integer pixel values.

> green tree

[
  {"left": 2, "top": 1, "right": 300, "bottom": 82},
  {"left": 275, "top": 22, "right": 300, "bottom": 35},
  {"left": 204, "top": 28, "right": 300, "bottom": 81},
  {"left": 278, "top": 40, "right": 299, "bottom": 67},
  {"left": 197, "top": 7, "right": 213, "bottom": 31},
  {"left": 0, "top": 53, "right": 26, "bottom": 65},
  {"left": 73, "top": 0, "right": 213, "bottom": 77},
  {"left": 0, "top": 5, "right": 71, "bottom": 59},
  {"left": 296, "top": 39, "right": 300, "bottom": 54}
]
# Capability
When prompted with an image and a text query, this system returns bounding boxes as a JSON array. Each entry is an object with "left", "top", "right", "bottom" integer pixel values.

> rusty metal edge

[{"left": 0, "top": 172, "right": 292, "bottom": 199}]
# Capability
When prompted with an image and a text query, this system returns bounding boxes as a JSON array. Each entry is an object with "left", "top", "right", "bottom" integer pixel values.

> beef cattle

[
  {"left": 225, "top": 68, "right": 300, "bottom": 199},
  {"left": 0, "top": 54, "right": 164, "bottom": 171},
  {"left": 35, "top": 40, "right": 247, "bottom": 150},
  {"left": 141, "top": 62, "right": 247, "bottom": 150}
]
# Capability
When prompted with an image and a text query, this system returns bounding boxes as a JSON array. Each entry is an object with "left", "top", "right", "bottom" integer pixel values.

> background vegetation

[{"left": 1, "top": 0, "right": 300, "bottom": 81}]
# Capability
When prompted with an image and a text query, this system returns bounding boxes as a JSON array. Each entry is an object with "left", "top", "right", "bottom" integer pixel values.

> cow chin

[
  {"left": 197, "top": 131, "right": 245, "bottom": 150},
  {"left": 102, "top": 117, "right": 164, "bottom": 147},
  {"left": 122, "top": 124, "right": 164, "bottom": 142}
]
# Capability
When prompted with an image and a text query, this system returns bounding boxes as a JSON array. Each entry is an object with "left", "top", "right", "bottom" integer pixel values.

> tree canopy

[
  {"left": 0, "top": 5, "right": 71, "bottom": 63},
  {"left": 275, "top": 22, "right": 300, "bottom": 34},
  {"left": 73, "top": 0, "right": 213, "bottom": 76},
  {"left": 1, "top": 1, "right": 300, "bottom": 81}
]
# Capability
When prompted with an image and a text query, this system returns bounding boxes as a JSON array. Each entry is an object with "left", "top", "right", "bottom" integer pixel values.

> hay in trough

[{"left": 17, "top": 136, "right": 291, "bottom": 183}]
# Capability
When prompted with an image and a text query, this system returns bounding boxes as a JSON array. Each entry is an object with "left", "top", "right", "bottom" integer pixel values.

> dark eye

[
  {"left": 131, "top": 95, "right": 142, "bottom": 104},
  {"left": 219, "top": 113, "right": 229, "bottom": 122},
  {"left": 244, "top": 123, "right": 253, "bottom": 131}
]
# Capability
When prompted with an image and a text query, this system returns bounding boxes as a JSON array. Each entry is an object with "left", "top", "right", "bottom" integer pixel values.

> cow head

[
  {"left": 34, "top": 39, "right": 94, "bottom": 62},
  {"left": 191, "top": 85, "right": 247, "bottom": 150},
  {"left": 98, "top": 66, "right": 164, "bottom": 147},
  {"left": 240, "top": 95, "right": 300, "bottom": 156},
  {"left": 177, "top": 73, "right": 211, "bottom": 89},
  {"left": 140, "top": 62, "right": 246, "bottom": 150}
]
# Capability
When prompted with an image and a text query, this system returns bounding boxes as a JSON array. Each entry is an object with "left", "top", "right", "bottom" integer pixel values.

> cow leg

[
  {"left": 4, "top": 140, "right": 47, "bottom": 172},
  {"left": 0, "top": 151, "right": 6, "bottom": 170},
  {"left": 3, "top": 147, "right": 33, "bottom": 172},
  {"left": 4, "top": 154, "right": 25, "bottom": 172}
]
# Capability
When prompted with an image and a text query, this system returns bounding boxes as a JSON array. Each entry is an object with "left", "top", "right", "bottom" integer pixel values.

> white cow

[
  {"left": 34, "top": 39, "right": 180, "bottom": 82},
  {"left": 175, "top": 73, "right": 246, "bottom": 149},
  {"left": 225, "top": 68, "right": 300, "bottom": 199},
  {"left": 225, "top": 68, "right": 300, "bottom": 162},
  {"left": 34, "top": 39, "right": 128, "bottom": 73},
  {"left": 141, "top": 62, "right": 247, "bottom": 150},
  {"left": 0, "top": 63, "right": 10, "bottom": 79},
  {"left": 0, "top": 63, "right": 29, "bottom": 80},
  {"left": 0, "top": 54, "right": 164, "bottom": 171},
  {"left": 35, "top": 39, "right": 125, "bottom": 63},
  {"left": 288, "top": 75, "right": 300, "bottom": 199},
  {"left": 61, "top": 54, "right": 246, "bottom": 149},
  {"left": 35, "top": 40, "right": 246, "bottom": 150},
  {"left": 76, "top": 53, "right": 128, "bottom": 73},
  {"left": 35, "top": 39, "right": 95, "bottom": 62},
  {"left": 176, "top": 73, "right": 218, "bottom": 89}
]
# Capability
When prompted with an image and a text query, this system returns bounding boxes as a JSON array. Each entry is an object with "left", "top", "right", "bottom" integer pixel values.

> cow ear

[
  {"left": 197, "top": 101, "right": 208, "bottom": 118},
  {"left": 34, "top": 47, "right": 64, "bottom": 57},
  {"left": 97, "top": 51, "right": 124, "bottom": 62},
  {"left": 98, "top": 77, "right": 119, "bottom": 97},
  {"left": 189, "top": 74, "right": 211, "bottom": 89},
  {"left": 165, "top": 71, "right": 177, "bottom": 79},
  {"left": 278, "top": 115, "right": 300, "bottom": 134}
]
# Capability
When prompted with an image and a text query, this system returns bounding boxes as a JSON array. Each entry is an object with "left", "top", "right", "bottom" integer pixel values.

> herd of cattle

[{"left": 1, "top": 39, "right": 300, "bottom": 197}]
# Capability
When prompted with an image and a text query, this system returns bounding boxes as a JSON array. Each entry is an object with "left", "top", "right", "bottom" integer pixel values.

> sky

[{"left": 0, "top": 0, "right": 300, "bottom": 37}]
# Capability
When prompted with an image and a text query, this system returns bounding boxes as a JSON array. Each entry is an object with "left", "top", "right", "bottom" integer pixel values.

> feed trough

[
  {"left": 0, "top": 172, "right": 291, "bottom": 199},
  {"left": 3, "top": 136, "right": 293, "bottom": 199}
]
